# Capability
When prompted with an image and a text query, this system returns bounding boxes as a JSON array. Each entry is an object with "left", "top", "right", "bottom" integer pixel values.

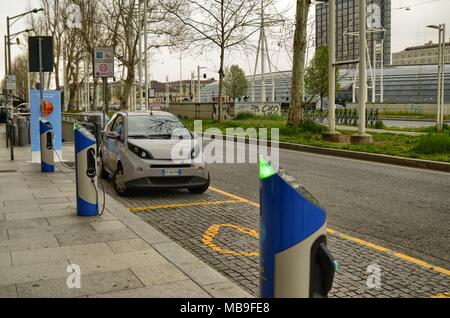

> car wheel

[
  {"left": 188, "top": 175, "right": 210, "bottom": 194},
  {"left": 98, "top": 154, "right": 109, "bottom": 180},
  {"left": 113, "top": 164, "right": 129, "bottom": 196}
]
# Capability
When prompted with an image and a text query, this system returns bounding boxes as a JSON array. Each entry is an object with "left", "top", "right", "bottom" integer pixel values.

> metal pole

[
  {"left": 197, "top": 65, "right": 201, "bottom": 102},
  {"left": 180, "top": 51, "right": 183, "bottom": 102},
  {"left": 437, "top": 27, "right": 442, "bottom": 131},
  {"left": 440, "top": 23, "right": 445, "bottom": 129},
  {"left": 102, "top": 77, "right": 107, "bottom": 129},
  {"left": 39, "top": 37, "right": 44, "bottom": 113},
  {"left": 138, "top": 0, "right": 143, "bottom": 110},
  {"left": 380, "top": 39, "right": 384, "bottom": 103},
  {"left": 6, "top": 18, "right": 14, "bottom": 160},
  {"left": 144, "top": 0, "right": 149, "bottom": 111},
  {"left": 358, "top": 0, "right": 367, "bottom": 135},
  {"left": 328, "top": 0, "right": 336, "bottom": 133},
  {"left": 260, "top": 0, "right": 266, "bottom": 103}
]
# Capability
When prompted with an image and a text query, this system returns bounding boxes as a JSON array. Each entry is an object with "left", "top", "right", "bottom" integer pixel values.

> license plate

[{"left": 161, "top": 168, "right": 182, "bottom": 176}]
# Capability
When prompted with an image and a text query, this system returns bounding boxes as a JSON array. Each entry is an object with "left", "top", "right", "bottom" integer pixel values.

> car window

[
  {"left": 112, "top": 115, "right": 124, "bottom": 138},
  {"left": 106, "top": 114, "right": 117, "bottom": 132},
  {"left": 128, "top": 115, "right": 191, "bottom": 138}
]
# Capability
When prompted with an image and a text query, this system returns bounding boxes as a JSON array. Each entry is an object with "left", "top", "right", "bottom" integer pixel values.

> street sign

[
  {"left": 94, "top": 47, "right": 114, "bottom": 78},
  {"left": 6, "top": 75, "right": 16, "bottom": 90},
  {"left": 28, "top": 36, "right": 54, "bottom": 72}
]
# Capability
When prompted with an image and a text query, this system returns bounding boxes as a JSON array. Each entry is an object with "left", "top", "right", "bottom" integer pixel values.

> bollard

[
  {"left": 39, "top": 118, "right": 54, "bottom": 172},
  {"left": 74, "top": 123, "right": 98, "bottom": 216},
  {"left": 259, "top": 157, "right": 336, "bottom": 298}
]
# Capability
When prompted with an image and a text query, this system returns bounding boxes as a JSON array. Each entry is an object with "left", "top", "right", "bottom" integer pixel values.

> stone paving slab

[
  {"left": 89, "top": 279, "right": 211, "bottom": 298},
  {"left": 0, "top": 260, "right": 70, "bottom": 286},
  {"left": 105, "top": 238, "right": 152, "bottom": 254},
  {"left": 16, "top": 269, "right": 144, "bottom": 298},
  {"left": 55, "top": 228, "right": 138, "bottom": 246},
  {"left": 7, "top": 223, "right": 94, "bottom": 240},
  {"left": 0, "top": 236, "right": 60, "bottom": 253},
  {"left": 0, "top": 284, "right": 17, "bottom": 297},
  {"left": 11, "top": 242, "right": 114, "bottom": 266},
  {"left": 0, "top": 252, "right": 11, "bottom": 267}
]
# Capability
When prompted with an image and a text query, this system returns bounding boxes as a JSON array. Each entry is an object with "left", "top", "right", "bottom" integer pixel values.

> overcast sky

[{"left": 1, "top": 0, "right": 449, "bottom": 82}]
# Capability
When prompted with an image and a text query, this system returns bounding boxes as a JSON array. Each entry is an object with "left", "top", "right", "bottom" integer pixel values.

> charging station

[
  {"left": 259, "top": 157, "right": 336, "bottom": 298},
  {"left": 39, "top": 118, "right": 54, "bottom": 173},
  {"left": 74, "top": 123, "right": 98, "bottom": 216}
]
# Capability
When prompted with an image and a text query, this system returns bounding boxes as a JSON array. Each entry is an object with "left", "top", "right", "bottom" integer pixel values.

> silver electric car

[{"left": 99, "top": 111, "right": 210, "bottom": 196}]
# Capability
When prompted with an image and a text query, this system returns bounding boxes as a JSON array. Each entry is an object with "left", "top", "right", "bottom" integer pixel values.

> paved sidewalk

[{"left": 0, "top": 124, "right": 251, "bottom": 298}]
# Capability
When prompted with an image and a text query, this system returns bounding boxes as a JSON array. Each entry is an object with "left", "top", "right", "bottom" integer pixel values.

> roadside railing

[{"left": 303, "top": 108, "right": 379, "bottom": 128}]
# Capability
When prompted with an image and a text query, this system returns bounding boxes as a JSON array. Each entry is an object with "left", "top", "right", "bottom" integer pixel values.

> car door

[{"left": 106, "top": 114, "right": 125, "bottom": 171}]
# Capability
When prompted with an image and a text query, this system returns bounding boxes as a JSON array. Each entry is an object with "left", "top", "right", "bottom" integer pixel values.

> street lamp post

[
  {"left": 427, "top": 24, "right": 446, "bottom": 131},
  {"left": 319, "top": 0, "right": 341, "bottom": 142},
  {"left": 350, "top": 0, "right": 373, "bottom": 144}
]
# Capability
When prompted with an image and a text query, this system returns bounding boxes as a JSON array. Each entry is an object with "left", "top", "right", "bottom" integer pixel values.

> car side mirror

[{"left": 106, "top": 131, "right": 120, "bottom": 140}]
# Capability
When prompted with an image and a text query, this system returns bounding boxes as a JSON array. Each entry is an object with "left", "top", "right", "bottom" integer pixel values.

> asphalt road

[
  {"left": 383, "top": 119, "right": 436, "bottom": 128},
  {"left": 207, "top": 144, "right": 450, "bottom": 268}
]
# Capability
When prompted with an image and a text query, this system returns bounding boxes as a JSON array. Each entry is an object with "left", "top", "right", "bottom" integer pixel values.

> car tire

[
  {"left": 188, "top": 175, "right": 210, "bottom": 194},
  {"left": 98, "top": 154, "right": 109, "bottom": 180},
  {"left": 113, "top": 164, "right": 129, "bottom": 196}
]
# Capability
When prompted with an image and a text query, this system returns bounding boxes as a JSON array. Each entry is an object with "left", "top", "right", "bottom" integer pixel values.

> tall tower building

[{"left": 315, "top": 0, "right": 391, "bottom": 67}]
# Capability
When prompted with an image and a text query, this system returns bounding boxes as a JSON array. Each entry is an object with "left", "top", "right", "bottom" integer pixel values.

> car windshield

[{"left": 128, "top": 115, "right": 191, "bottom": 139}]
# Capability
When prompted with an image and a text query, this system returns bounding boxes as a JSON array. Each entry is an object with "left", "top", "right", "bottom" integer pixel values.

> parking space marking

[
  {"left": 209, "top": 186, "right": 260, "bottom": 207},
  {"left": 129, "top": 199, "right": 245, "bottom": 212},
  {"left": 431, "top": 292, "right": 450, "bottom": 298},
  {"left": 209, "top": 185, "right": 450, "bottom": 276},
  {"left": 202, "top": 223, "right": 259, "bottom": 257}
]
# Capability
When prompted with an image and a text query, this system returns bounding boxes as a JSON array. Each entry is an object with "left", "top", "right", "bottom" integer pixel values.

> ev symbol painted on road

[{"left": 202, "top": 224, "right": 260, "bottom": 257}]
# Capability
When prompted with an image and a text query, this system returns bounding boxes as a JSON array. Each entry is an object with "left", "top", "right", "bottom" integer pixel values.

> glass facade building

[{"left": 315, "top": 0, "right": 391, "bottom": 67}]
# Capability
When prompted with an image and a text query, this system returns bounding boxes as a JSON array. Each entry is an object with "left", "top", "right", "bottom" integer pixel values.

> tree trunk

[
  {"left": 120, "top": 70, "right": 134, "bottom": 110},
  {"left": 217, "top": 46, "right": 225, "bottom": 122},
  {"left": 93, "top": 78, "right": 99, "bottom": 111},
  {"left": 68, "top": 83, "right": 76, "bottom": 112},
  {"left": 287, "top": 0, "right": 311, "bottom": 125}
]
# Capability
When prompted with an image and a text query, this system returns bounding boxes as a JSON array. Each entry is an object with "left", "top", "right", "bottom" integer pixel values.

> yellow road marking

[
  {"left": 209, "top": 186, "right": 450, "bottom": 276},
  {"left": 202, "top": 224, "right": 259, "bottom": 257},
  {"left": 129, "top": 199, "right": 243, "bottom": 212},
  {"left": 209, "top": 186, "right": 260, "bottom": 207},
  {"left": 431, "top": 292, "right": 450, "bottom": 298}
]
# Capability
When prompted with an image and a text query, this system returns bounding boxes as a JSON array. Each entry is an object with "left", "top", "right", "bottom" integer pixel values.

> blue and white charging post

[
  {"left": 74, "top": 123, "right": 98, "bottom": 216},
  {"left": 259, "top": 157, "right": 336, "bottom": 298},
  {"left": 39, "top": 118, "right": 54, "bottom": 173}
]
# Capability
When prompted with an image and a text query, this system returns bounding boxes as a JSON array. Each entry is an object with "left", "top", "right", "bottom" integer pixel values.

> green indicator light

[{"left": 259, "top": 156, "right": 276, "bottom": 180}]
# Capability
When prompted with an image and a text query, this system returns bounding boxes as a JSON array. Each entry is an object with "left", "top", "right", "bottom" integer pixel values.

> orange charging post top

[{"left": 41, "top": 100, "right": 54, "bottom": 117}]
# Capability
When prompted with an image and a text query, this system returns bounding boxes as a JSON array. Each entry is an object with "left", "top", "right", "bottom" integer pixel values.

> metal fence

[{"left": 303, "top": 108, "right": 379, "bottom": 128}]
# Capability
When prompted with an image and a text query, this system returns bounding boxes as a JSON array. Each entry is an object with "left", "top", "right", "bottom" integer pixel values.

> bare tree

[
  {"left": 287, "top": 0, "right": 311, "bottom": 125},
  {"left": 11, "top": 54, "right": 36, "bottom": 100},
  {"left": 96, "top": 0, "right": 184, "bottom": 110},
  {"left": 163, "top": 0, "right": 280, "bottom": 122}
]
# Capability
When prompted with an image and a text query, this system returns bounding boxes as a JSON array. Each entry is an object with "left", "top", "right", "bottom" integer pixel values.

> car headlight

[{"left": 128, "top": 143, "right": 153, "bottom": 160}]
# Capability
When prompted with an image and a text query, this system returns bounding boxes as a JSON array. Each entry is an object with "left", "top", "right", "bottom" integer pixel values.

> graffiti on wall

[{"left": 234, "top": 103, "right": 281, "bottom": 117}]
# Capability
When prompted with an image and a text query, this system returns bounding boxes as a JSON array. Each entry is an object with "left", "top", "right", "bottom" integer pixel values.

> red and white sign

[{"left": 94, "top": 47, "right": 114, "bottom": 78}]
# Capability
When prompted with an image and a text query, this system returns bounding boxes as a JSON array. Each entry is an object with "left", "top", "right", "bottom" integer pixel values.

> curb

[{"left": 201, "top": 133, "right": 450, "bottom": 173}]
